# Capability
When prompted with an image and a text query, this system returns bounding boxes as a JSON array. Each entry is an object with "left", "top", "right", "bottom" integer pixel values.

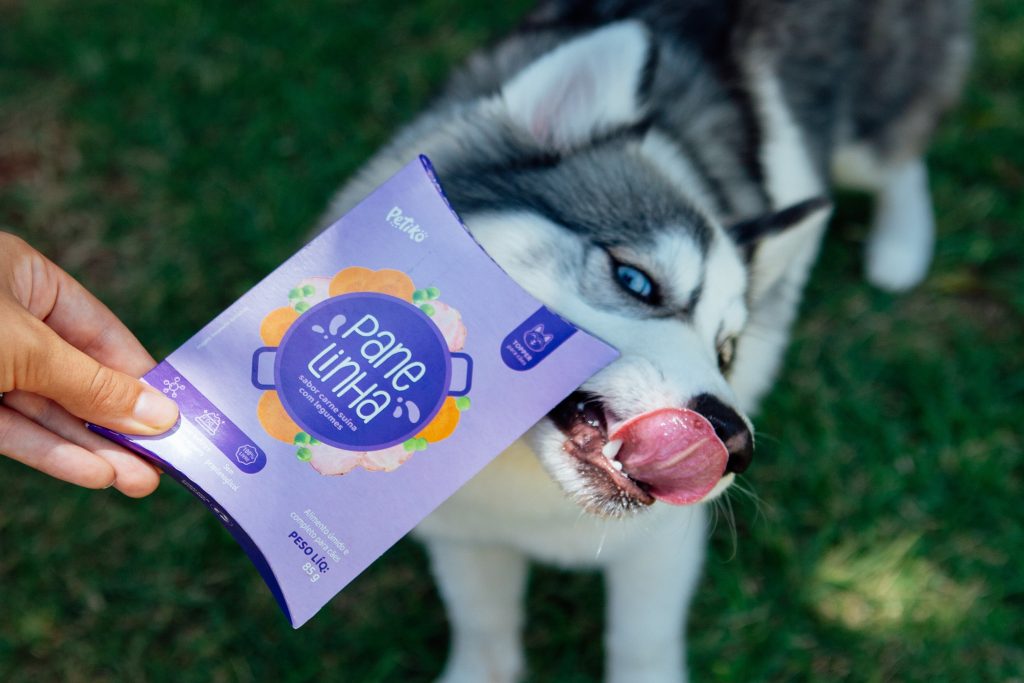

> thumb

[{"left": 18, "top": 316, "right": 179, "bottom": 434}]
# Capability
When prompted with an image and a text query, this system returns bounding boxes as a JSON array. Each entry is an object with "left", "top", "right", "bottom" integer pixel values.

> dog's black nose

[{"left": 690, "top": 394, "right": 753, "bottom": 474}]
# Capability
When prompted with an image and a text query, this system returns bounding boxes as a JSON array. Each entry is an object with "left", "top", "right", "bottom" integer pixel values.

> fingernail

[{"left": 133, "top": 389, "right": 179, "bottom": 430}]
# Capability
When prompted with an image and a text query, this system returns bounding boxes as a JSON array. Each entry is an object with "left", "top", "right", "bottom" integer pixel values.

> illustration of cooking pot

[{"left": 250, "top": 292, "right": 472, "bottom": 451}]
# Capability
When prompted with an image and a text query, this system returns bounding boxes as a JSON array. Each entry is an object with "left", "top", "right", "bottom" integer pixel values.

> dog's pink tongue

[{"left": 612, "top": 408, "right": 728, "bottom": 505}]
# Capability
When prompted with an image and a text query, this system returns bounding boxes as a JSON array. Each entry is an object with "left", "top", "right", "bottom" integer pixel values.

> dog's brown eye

[{"left": 717, "top": 336, "right": 736, "bottom": 373}]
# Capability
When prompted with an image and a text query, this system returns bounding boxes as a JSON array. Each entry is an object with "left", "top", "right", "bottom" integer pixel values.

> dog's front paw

[
  {"left": 437, "top": 667, "right": 521, "bottom": 683},
  {"left": 608, "top": 668, "right": 687, "bottom": 683},
  {"left": 607, "top": 650, "right": 686, "bottom": 683},
  {"left": 864, "top": 159, "right": 936, "bottom": 292},
  {"left": 865, "top": 225, "right": 933, "bottom": 292},
  {"left": 435, "top": 649, "right": 523, "bottom": 683}
]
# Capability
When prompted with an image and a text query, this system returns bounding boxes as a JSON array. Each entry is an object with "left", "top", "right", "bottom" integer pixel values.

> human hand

[{"left": 0, "top": 232, "right": 178, "bottom": 496}]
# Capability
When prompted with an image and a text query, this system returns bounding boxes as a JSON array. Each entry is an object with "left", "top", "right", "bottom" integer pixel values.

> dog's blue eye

[{"left": 614, "top": 264, "right": 656, "bottom": 303}]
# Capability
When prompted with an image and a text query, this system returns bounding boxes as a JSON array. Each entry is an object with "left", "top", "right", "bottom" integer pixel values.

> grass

[{"left": 1, "top": 1, "right": 1022, "bottom": 681}]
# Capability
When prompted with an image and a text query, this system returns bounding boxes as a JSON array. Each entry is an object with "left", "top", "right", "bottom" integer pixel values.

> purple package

[{"left": 89, "top": 157, "right": 618, "bottom": 627}]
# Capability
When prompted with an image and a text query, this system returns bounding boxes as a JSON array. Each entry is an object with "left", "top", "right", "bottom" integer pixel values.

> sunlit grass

[{"left": 811, "top": 534, "right": 983, "bottom": 633}]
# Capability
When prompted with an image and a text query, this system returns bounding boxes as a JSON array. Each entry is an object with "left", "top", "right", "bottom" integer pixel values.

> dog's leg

[
  {"left": 834, "top": 147, "right": 936, "bottom": 292},
  {"left": 425, "top": 539, "right": 528, "bottom": 683},
  {"left": 603, "top": 506, "right": 707, "bottom": 683},
  {"left": 864, "top": 158, "right": 936, "bottom": 291}
]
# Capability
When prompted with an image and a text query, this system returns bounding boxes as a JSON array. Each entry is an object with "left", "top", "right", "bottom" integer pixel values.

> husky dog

[{"left": 320, "top": 1, "right": 970, "bottom": 680}]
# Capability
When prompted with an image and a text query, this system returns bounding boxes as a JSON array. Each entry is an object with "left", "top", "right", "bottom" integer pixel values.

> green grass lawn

[{"left": 1, "top": 1, "right": 1022, "bottom": 681}]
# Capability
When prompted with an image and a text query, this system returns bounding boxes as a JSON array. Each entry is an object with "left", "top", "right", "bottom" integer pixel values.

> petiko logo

[{"left": 385, "top": 206, "right": 428, "bottom": 242}]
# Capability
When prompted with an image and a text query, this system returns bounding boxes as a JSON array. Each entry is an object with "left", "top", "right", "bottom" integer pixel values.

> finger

[
  {"left": 41, "top": 272, "right": 157, "bottom": 378},
  {"left": 3, "top": 390, "right": 161, "bottom": 498},
  {"left": 0, "top": 404, "right": 116, "bottom": 489},
  {"left": 15, "top": 313, "right": 178, "bottom": 435},
  {"left": 13, "top": 242, "right": 157, "bottom": 377}
]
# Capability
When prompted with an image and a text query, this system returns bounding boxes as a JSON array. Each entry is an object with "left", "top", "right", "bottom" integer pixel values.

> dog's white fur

[
  {"left": 421, "top": 28, "right": 866, "bottom": 683},
  {"left": 328, "top": 19, "right": 942, "bottom": 683}
]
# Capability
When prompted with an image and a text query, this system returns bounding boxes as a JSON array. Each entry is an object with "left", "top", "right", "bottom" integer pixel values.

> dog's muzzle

[{"left": 549, "top": 389, "right": 755, "bottom": 508}]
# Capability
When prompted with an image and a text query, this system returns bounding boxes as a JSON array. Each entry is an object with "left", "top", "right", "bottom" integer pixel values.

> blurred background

[{"left": 1, "top": 1, "right": 1021, "bottom": 681}]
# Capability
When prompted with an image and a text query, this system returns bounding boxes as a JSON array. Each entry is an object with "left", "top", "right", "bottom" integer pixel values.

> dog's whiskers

[
  {"left": 721, "top": 490, "right": 738, "bottom": 561},
  {"left": 708, "top": 497, "right": 721, "bottom": 537},
  {"left": 749, "top": 429, "right": 783, "bottom": 447},
  {"left": 595, "top": 525, "right": 609, "bottom": 559},
  {"left": 728, "top": 477, "right": 770, "bottom": 522}
]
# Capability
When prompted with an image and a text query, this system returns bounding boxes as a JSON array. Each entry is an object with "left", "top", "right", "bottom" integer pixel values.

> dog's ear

[
  {"left": 729, "top": 197, "right": 833, "bottom": 303},
  {"left": 727, "top": 197, "right": 832, "bottom": 260},
  {"left": 501, "top": 20, "right": 654, "bottom": 151}
]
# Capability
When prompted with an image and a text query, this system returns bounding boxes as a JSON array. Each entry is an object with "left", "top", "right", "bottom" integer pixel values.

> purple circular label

[{"left": 274, "top": 293, "right": 452, "bottom": 451}]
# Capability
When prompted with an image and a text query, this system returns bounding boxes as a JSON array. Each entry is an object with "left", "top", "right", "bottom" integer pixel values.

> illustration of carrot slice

[
  {"left": 371, "top": 269, "right": 415, "bottom": 302},
  {"left": 329, "top": 266, "right": 415, "bottom": 302},
  {"left": 416, "top": 396, "right": 461, "bottom": 443},
  {"left": 329, "top": 266, "right": 374, "bottom": 297},
  {"left": 260, "top": 306, "right": 300, "bottom": 346},
  {"left": 257, "top": 390, "right": 302, "bottom": 443}
]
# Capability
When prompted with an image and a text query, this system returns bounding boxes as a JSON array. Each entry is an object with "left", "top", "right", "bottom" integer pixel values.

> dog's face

[
  {"left": 470, "top": 204, "right": 751, "bottom": 516},
  {"left": 425, "top": 21, "right": 827, "bottom": 516}
]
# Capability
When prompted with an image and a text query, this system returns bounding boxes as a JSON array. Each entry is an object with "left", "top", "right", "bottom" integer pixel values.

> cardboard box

[{"left": 90, "top": 157, "right": 618, "bottom": 626}]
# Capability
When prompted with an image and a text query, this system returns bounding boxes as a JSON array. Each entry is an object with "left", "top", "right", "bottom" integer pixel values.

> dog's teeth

[
  {"left": 602, "top": 439, "right": 623, "bottom": 459},
  {"left": 612, "top": 460, "right": 623, "bottom": 471}
]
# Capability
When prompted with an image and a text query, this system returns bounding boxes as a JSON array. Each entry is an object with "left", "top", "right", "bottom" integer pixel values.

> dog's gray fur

[
  {"left": 319, "top": 2, "right": 970, "bottom": 680},
  {"left": 326, "top": 0, "right": 969, "bottom": 226}
]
